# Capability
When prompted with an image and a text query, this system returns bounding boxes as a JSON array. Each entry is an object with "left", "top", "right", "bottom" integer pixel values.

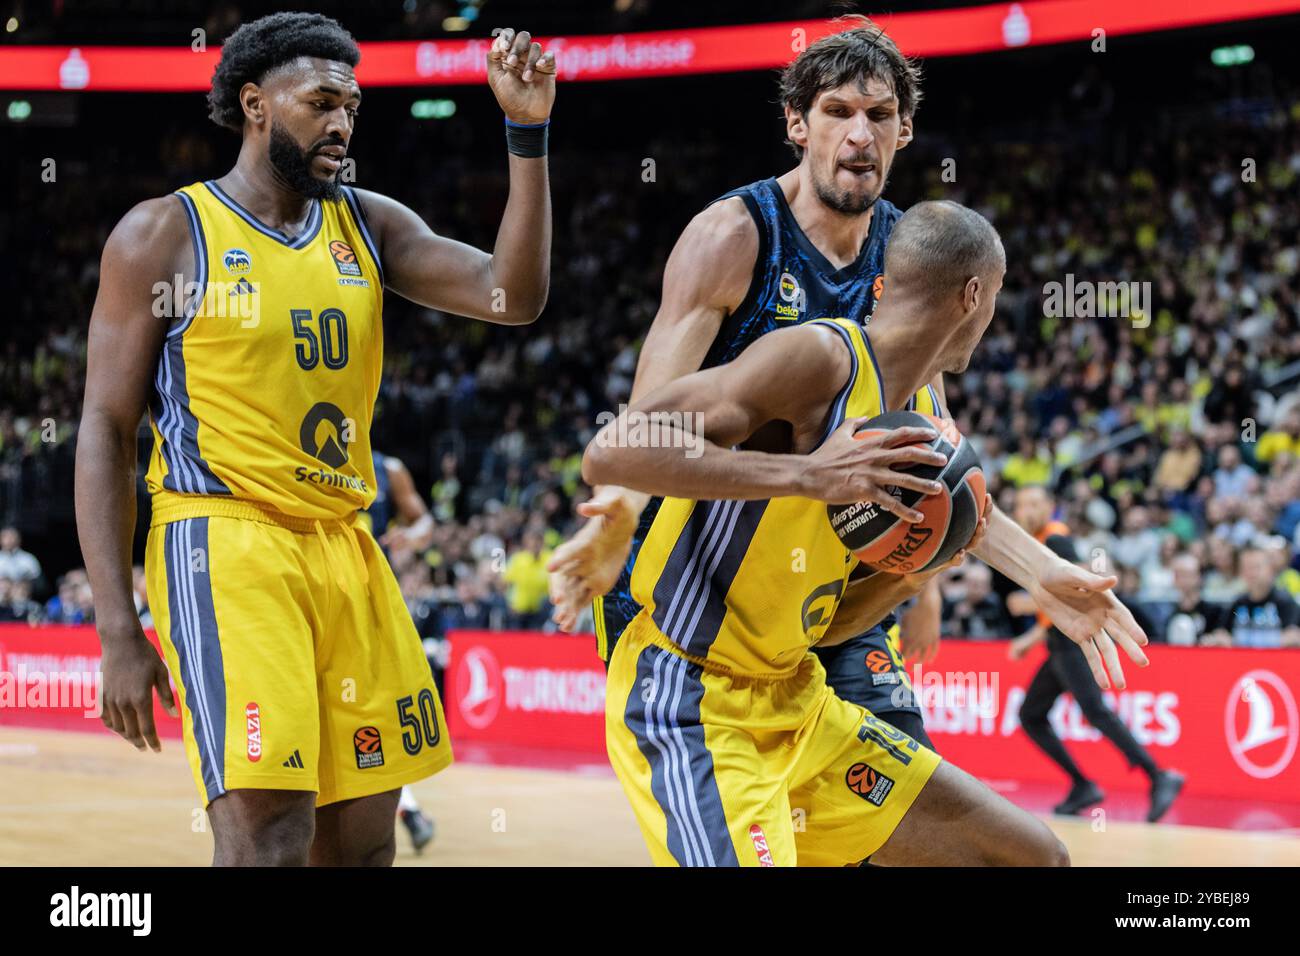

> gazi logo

[{"left": 246, "top": 702, "right": 262, "bottom": 762}]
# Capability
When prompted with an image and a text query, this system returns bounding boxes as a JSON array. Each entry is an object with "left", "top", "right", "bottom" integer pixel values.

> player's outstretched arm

[
  {"left": 75, "top": 198, "right": 183, "bottom": 752},
  {"left": 354, "top": 28, "right": 555, "bottom": 325},
  {"left": 582, "top": 324, "right": 946, "bottom": 506},
  {"left": 547, "top": 198, "right": 756, "bottom": 631},
  {"left": 972, "top": 504, "right": 1149, "bottom": 689},
  {"left": 379, "top": 456, "right": 435, "bottom": 553}
]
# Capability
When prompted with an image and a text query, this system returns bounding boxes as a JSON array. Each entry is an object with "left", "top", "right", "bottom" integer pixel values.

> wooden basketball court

[{"left": 2, "top": 727, "right": 1297, "bottom": 866}]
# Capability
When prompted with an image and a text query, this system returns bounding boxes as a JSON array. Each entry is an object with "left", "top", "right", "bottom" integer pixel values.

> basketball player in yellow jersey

[
  {"left": 584, "top": 202, "right": 1150, "bottom": 866},
  {"left": 74, "top": 13, "right": 556, "bottom": 866}
]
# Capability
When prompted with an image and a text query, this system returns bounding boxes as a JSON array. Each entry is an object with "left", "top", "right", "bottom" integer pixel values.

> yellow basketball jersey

[
  {"left": 629, "top": 318, "right": 941, "bottom": 677},
  {"left": 145, "top": 181, "right": 384, "bottom": 520}
]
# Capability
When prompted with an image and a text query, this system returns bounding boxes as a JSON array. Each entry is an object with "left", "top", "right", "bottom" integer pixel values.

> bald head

[
  {"left": 884, "top": 201, "right": 1005, "bottom": 304},
  {"left": 877, "top": 201, "right": 1006, "bottom": 374}
]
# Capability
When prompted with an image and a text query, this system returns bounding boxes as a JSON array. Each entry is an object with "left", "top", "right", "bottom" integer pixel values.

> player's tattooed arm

[
  {"left": 547, "top": 198, "right": 757, "bottom": 630},
  {"left": 582, "top": 323, "right": 944, "bottom": 507},
  {"left": 76, "top": 197, "right": 185, "bottom": 752}
]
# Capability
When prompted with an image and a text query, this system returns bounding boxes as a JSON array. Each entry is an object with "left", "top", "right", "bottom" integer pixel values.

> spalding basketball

[{"left": 827, "top": 410, "right": 987, "bottom": 574}]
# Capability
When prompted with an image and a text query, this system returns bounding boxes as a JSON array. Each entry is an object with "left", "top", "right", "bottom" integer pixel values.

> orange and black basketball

[{"left": 827, "top": 410, "right": 987, "bottom": 574}]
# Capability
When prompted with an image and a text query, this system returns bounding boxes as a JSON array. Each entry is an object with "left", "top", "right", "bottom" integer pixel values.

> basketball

[{"left": 827, "top": 410, "right": 987, "bottom": 574}]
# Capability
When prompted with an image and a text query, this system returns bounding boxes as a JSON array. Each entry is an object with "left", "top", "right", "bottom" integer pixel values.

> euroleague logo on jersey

[
  {"left": 864, "top": 649, "right": 893, "bottom": 675},
  {"left": 353, "top": 726, "right": 385, "bottom": 769},
  {"left": 329, "top": 240, "right": 362, "bottom": 277},
  {"left": 872, "top": 273, "right": 884, "bottom": 302},
  {"left": 846, "top": 761, "right": 895, "bottom": 806}
]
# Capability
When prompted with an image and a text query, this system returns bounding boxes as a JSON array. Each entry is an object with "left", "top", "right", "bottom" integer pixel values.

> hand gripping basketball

[{"left": 825, "top": 411, "right": 989, "bottom": 574}]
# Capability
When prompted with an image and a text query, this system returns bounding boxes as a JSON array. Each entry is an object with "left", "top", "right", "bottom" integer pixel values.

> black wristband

[{"left": 505, "top": 118, "right": 548, "bottom": 158}]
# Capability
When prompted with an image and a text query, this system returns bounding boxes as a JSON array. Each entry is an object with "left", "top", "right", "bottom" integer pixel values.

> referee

[{"left": 1008, "top": 487, "right": 1184, "bottom": 823}]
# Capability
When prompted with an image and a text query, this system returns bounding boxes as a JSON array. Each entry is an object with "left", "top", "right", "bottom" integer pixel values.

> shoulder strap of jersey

[
  {"left": 908, "top": 382, "right": 945, "bottom": 417},
  {"left": 701, "top": 178, "right": 779, "bottom": 367},
  {"left": 808, "top": 319, "right": 885, "bottom": 448}
]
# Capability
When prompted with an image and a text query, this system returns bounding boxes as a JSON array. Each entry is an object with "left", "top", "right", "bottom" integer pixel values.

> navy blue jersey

[
  {"left": 595, "top": 178, "right": 904, "bottom": 662},
  {"left": 363, "top": 451, "right": 394, "bottom": 542}
]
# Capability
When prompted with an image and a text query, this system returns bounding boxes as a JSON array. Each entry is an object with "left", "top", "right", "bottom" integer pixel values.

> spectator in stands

[
  {"left": 1212, "top": 444, "right": 1258, "bottom": 501},
  {"left": 1256, "top": 405, "right": 1300, "bottom": 466},
  {"left": 0, "top": 527, "right": 41, "bottom": 585},
  {"left": 430, "top": 452, "right": 462, "bottom": 523},
  {"left": 1163, "top": 553, "right": 1224, "bottom": 646},
  {"left": 1203, "top": 535, "right": 1244, "bottom": 603},
  {"left": 0, "top": 577, "right": 22, "bottom": 622},
  {"left": 502, "top": 529, "right": 553, "bottom": 629},
  {"left": 1152, "top": 428, "right": 1202, "bottom": 497},
  {"left": 1263, "top": 535, "right": 1300, "bottom": 599},
  {"left": 1205, "top": 546, "right": 1300, "bottom": 648},
  {"left": 942, "top": 561, "right": 1013, "bottom": 639},
  {"left": 44, "top": 569, "right": 94, "bottom": 625},
  {"left": 442, "top": 577, "right": 506, "bottom": 633},
  {"left": 1111, "top": 506, "right": 1161, "bottom": 583}
]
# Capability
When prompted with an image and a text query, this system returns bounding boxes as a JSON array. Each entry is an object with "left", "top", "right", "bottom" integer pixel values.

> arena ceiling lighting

[{"left": 0, "top": 0, "right": 1297, "bottom": 91}]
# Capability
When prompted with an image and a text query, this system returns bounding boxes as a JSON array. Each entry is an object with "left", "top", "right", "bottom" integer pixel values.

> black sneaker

[
  {"left": 1147, "top": 770, "right": 1185, "bottom": 823},
  {"left": 1053, "top": 780, "right": 1105, "bottom": 815},
  {"left": 400, "top": 809, "right": 436, "bottom": 853}
]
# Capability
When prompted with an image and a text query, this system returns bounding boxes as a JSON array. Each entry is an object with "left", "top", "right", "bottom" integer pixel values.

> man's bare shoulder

[
  {"left": 102, "top": 195, "right": 191, "bottom": 272},
  {"left": 680, "top": 195, "right": 757, "bottom": 256},
  {"left": 665, "top": 195, "right": 758, "bottom": 308}
]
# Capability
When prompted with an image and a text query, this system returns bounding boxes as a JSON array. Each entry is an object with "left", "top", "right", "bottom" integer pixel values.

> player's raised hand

[
  {"left": 547, "top": 486, "right": 639, "bottom": 632},
  {"left": 803, "top": 417, "right": 947, "bottom": 520},
  {"left": 98, "top": 623, "right": 178, "bottom": 753},
  {"left": 487, "top": 28, "right": 557, "bottom": 124},
  {"left": 1029, "top": 561, "right": 1150, "bottom": 690}
]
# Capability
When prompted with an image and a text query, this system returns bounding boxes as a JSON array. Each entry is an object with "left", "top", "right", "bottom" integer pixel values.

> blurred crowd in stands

[{"left": 3, "top": 60, "right": 1300, "bottom": 652}]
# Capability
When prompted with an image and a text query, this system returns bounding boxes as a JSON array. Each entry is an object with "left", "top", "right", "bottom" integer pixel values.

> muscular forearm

[
  {"left": 972, "top": 503, "right": 1064, "bottom": 590},
  {"left": 583, "top": 426, "right": 803, "bottom": 501},
  {"left": 74, "top": 412, "right": 145, "bottom": 641},
  {"left": 488, "top": 154, "right": 550, "bottom": 323}
]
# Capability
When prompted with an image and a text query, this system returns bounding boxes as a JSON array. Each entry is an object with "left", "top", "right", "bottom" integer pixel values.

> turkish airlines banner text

[
  {"left": 444, "top": 630, "right": 1299, "bottom": 802},
  {"left": 445, "top": 630, "right": 606, "bottom": 753},
  {"left": 4, "top": 625, "right": 1296, "bottom": 803}
]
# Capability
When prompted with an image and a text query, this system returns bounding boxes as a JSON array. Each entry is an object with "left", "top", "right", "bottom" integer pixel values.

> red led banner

[{"left": 0, "top": 0, "right": 1297, "bottom": 92}]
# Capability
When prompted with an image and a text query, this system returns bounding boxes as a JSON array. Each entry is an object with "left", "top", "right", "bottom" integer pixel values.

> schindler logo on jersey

[{"left": 49, "top": 886, "right": 151, "bottom": 936}]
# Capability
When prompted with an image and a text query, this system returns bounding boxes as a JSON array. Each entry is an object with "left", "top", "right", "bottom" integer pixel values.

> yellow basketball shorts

[
  {"left": 144, "top": 499, "right": 453, "bottom": 807},
  {"left": 605, "top": 613, "right": 941, "bottom": 866}
]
